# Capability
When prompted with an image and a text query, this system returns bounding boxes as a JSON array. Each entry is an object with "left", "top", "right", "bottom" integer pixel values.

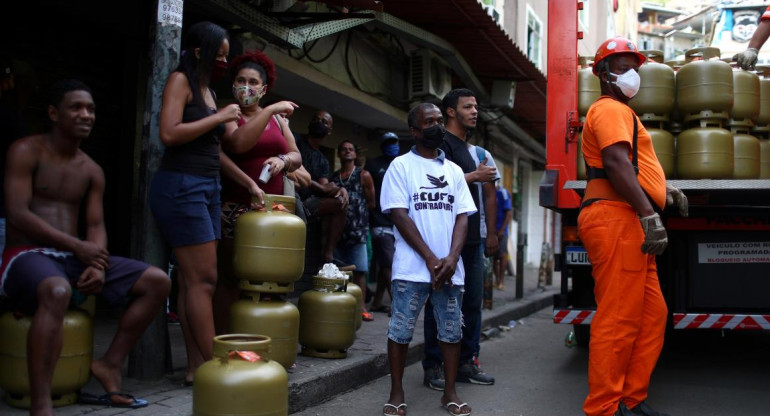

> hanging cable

[{"left": 303, "top": 32, "right": 342, "bottom": 63}]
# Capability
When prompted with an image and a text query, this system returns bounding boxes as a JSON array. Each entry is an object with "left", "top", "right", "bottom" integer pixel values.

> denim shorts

[
  {"left": 333, "top": 242, "right": 369, "bottom": 273},
  {"left": 388, "top": 280, "right": 464, "bottom": 344},
  {"left": 149, "top": 170, "right": 221, "bottom": 248}
]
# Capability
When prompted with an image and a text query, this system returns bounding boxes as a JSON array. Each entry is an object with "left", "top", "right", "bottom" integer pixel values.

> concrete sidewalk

[{"left": 0, "top": 264, "right": 559, "bottom": 415}]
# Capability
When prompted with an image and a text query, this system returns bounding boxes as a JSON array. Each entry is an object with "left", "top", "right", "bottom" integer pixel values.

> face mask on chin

[
  {"left": 420, "top": 124, "right": 446, "bottom": 149},
  {"left": 609, "top": 69, "right": 641, "bottom": 99},
  {"left": 382, "top": 143, "right": 400, "bottom": 157}
]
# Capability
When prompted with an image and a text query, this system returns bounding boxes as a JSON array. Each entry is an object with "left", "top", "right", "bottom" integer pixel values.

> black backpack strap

[{"left": 585, "top": 114, "right": 639, "bottom": 180}]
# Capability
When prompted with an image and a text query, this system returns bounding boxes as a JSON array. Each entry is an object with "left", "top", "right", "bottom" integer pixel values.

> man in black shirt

[
  {"left": 365, "top": 132, "right": 400, "bottom": 315},
  {"left": 295, "top": 110, "right": 348, "bottom": 266}
]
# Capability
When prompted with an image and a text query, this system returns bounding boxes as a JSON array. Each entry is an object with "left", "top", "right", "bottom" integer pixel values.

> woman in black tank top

[{"left": 149, "top": 21, "right": 241, "bottom": 385}]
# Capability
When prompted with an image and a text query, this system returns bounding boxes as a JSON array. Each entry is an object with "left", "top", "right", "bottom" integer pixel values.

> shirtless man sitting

[{"left": 1, "top": 79, "right": 170, "bottom": 415}]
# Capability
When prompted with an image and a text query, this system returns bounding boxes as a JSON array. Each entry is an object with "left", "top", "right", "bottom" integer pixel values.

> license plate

[{"left": 565, "top": 246, "right": 590, "bottom": 265}]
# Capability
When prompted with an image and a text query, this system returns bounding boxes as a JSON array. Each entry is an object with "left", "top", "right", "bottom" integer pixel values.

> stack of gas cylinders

[
  {"left": 577, "top": 46, "right": 770, "bottom": 179},
  {"left": 228, "top": 194, "right": 306, "bottom": 370}
]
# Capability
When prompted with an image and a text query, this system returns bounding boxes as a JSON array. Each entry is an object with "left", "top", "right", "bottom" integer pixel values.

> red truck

[{"left": 540, "top": 0, "right": 770, "bottom": 346}]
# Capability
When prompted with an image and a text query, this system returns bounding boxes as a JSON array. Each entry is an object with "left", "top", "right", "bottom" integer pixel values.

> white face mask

[{"left": 609, "top": 69, "right": 641, "bottom": 98}]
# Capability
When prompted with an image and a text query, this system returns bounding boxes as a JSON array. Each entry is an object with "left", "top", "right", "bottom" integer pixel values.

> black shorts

[
  {"left": 370, "top": 228, "right": 395, "bottom": 269},
  {"left": 495, "top": 233, "right": 509, "bottom": 257},
  {"left": 2, "top": 250, "right": 149, "bottom": 315}
]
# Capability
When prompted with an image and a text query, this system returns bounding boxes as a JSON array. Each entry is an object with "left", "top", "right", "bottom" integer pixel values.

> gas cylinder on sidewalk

[
  {"left": 229, "top": 284, "right": 300, "bottom": 369},
  {"left": 233, "top": 194, "right": 306, "bottom": 293},
  {"left": 298, "top": 276, "right": 357, "bottom": 358},
  {"left": 0, "top": 298, "right": 94, "bottom": 408},
  {"left": 193, "top": 334, "right": 288, "bottom": 416},
  {"left": 344, "top": 271, "right": 363, "bottom": 330}
]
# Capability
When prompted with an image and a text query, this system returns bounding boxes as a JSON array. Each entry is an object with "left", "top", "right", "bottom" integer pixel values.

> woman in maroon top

[{"left": 214, "top": 50, "right": 302, "bottom": 335}]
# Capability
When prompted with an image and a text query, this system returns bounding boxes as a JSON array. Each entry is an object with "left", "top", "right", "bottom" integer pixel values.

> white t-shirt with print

[
  {"left": 380, "top": 150, "right": 477, "bottom": 286},
  {"left": 468, "top": 145, "right": 500, "bottom": 239}
]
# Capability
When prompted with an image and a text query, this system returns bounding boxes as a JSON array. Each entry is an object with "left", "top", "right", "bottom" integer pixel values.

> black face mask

[
  {"left": 420, "top": 124, "right": 446, "bottom": 149},
  {"left": 308, "top": 120, "right": 330, "bottom": 137}
]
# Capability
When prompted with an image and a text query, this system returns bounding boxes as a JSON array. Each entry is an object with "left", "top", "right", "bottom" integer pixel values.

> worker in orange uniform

[
  {"left": 733, "top": 6, "right": 770, "bottom": 70},
  {"left": 579, "top": 37, "right": 688, "bottom": 416}
]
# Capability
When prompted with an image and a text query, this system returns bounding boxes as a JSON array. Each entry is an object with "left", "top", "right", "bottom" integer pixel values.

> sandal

[
  {"left": 383, "top": 402, "right": 407, "bottom": 416},
  {"left": 362, "top": 311, "right": 374, "bottom": 321},
  {"left": 442, "top": 401, "right": 471, "bottom": 416}
]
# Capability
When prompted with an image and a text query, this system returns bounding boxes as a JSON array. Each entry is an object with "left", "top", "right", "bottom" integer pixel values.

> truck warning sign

[{"left": 698, "top": 242, "right": 770, "bottom": 264}]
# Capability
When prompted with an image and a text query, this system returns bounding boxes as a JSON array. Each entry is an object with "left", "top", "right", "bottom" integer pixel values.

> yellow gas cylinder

[
  {"left": 629, "top": 50, "right": 675, "bottom": 122},
  {"left": 0, "top": 297, "right": 94, "bottom": 409},
  {"left": 759, "top": 136, "right": 770, "bottom": 178},
  {"left": 193, "top": 334, "right": 288, "bottom": 416},
  {"left": 730, "top": 128, "right": 761, "bottom": 179},
  {"left": 577, "top": 129, "right": 586, "bottom": 180},
  {"left": 646, "top": 126, "right": 676, "bottom": 178},
  {"left": 229, "top": 284, "right": 299, "bottom": 369},
  {"left": 727, "top": 64, "right": 760, "bottom": 129},
  {"left": 233, "top": 194, "right": 306, "bottom": 293},
  {"left": 345, "top": 278, "right": 363, "bottom": 331},
  {"left": 578, "top": 56, "right": 600, "bottom": 118},
  {"left": 676, "top": 47, "right": 733, "bottom": 123},
  {"left": 298, "top": 276, "right": 357, "bottom": 358},
  {"left": 755, "top": 66, "right": 770, "bottom": 129},
  {"left": 676, "top": 121, "right": 734, "bottom": 179}
]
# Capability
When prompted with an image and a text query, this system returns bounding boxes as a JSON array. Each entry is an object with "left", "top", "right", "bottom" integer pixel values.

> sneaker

[
  {"left": 423, "top": 365, "right": 445, "bottom": 391},
  {"left": 629, "top": 401, "right": 669, "bottom": 416},
  {"left": 457, "top": 360, "right": 495, "bottom": 385}
]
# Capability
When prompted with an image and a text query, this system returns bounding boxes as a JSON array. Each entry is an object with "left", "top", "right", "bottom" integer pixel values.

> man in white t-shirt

[{"left": 380, "top": 102, "right": 476, "bottom": 416}]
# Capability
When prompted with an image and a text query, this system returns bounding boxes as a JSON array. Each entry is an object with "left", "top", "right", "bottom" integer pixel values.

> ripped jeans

[{"left": 387, "top": 280, "right": 464, "bottom": 345}]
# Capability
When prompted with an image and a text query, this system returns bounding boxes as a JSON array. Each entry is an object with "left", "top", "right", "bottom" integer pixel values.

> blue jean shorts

[
  {"left": 388, "top": 280, "right": 464, "bottom": 344},
  {"left": 333, "top": 243, "right": 369, "bottom": 273},
  {"left": 149, "top": 170, "right": 221, "bottom": 248}
]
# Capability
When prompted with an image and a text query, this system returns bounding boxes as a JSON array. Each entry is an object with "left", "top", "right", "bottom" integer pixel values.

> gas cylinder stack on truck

[{"left": 540, "top": 0, "right": 770, "bottom": 347}]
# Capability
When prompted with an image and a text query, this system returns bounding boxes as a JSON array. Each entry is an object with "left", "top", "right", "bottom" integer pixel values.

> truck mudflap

[
  {"left": 553, "top": 308, "right": 595, "bottom": 325},
  {"left": 673, "top": 313, "right": 770, "bottom": 330}
]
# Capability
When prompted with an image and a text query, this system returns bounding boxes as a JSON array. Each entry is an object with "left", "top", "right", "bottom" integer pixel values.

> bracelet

[{"left": 278, "top": 154, "right": 289, "bottom": 172}]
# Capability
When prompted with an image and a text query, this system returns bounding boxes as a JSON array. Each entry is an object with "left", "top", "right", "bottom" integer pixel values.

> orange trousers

[{"left": 578, "top": 201, "right": 667, "bottom": 416}]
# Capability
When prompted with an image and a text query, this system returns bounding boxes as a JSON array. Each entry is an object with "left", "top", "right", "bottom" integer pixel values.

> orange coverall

[{"left": 579, "top": 97, "right": 668, "bottom": 416}]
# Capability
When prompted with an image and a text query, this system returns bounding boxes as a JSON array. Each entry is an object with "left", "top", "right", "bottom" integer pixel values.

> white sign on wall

[{"left": 158, "top": 0, "right": 183, "bottom": 27}]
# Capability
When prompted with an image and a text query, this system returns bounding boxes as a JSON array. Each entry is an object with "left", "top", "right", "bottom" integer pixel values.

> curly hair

[{"left": 229, "top": 50, "right": 277, "bottom": 92}]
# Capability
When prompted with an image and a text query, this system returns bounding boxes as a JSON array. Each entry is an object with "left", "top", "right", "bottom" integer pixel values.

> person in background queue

[
  {"left": 2, "top": 79, "right": 170, "bottom": 414},
  {"left": 580, "top": 37, "right": 688, "bottom": 416},
  {"left": 149, "top": 21, "right": 241, "bottom": 386},
  {"left": 423, "top": 88, "right": 497, "bottom": 391},
  {"left": 331, "top": 140, "right": 375, "bottom": 321},
  {"left": 295, "top": 110, "right": 349, "bottom": 267},
  {"left": 493, "top": 182, "right": 513, "bottom": 290},
  {"left": 365, "top": 132, "right": 399, "bottom": 316},
  {"left": 380, "top": 102, "right": 475, "bottom": 416},
  {"left": 213, "top": 49, "right": 302, "bottom": 335}
]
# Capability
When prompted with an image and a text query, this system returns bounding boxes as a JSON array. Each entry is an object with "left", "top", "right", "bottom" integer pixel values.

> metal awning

[{"left": 378, "top": 0, "right": 547, "bottom": 142}]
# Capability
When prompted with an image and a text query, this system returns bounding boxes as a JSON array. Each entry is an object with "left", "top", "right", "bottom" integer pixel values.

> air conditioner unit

[
  {"left": 409, "top": 49, "right": 453, "bottom": 100},
  {"left": 490, "top": 80, "right": 516, "bottom": 110}
]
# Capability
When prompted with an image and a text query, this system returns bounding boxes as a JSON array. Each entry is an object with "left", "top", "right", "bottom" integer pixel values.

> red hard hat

[{"left": 592, "top": 37, "right": 646, "bottom": 75}]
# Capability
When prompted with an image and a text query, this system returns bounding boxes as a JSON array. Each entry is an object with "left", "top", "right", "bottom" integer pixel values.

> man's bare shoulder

[
  {"left": 9, "top": 134, "right": 47, "bottom": 156},
  {"left": 75, "top": 149, "right": 105, "bottom": 180}
]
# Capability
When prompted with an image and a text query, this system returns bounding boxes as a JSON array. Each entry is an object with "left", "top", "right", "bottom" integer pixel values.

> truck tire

[{"left": 573, "top": 324, "right": 590, "bottom": 347}]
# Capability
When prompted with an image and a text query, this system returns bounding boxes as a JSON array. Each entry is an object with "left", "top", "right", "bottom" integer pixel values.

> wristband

[{"left": 278, "top": 154, "right": 289, "bottom": 172}]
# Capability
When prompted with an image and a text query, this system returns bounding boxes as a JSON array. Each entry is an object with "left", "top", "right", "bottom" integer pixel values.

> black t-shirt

[
  {"left": 296, "top": 133, "right": 330, "bottom": 201},
  {"left": 439, "top": 131, "right": 480, "bottom": 246},
  {"left": 365, "top": 155, "right": 395, "bottom": 228}
]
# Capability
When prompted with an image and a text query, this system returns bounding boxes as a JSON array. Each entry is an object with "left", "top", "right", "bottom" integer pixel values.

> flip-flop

[
  {"left": 362, "top": 311, "right": 375, "bottom": 321},
  {"left": 79, "top": 391, "right": 149, "bottom": 409},
  {"left": 382, "top": 402, "right": 407, "bottom": 416},
  {"left": 443, "top": 401, "right": 471, "bottom": 416}
]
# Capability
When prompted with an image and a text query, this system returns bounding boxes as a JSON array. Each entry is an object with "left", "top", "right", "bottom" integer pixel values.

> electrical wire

[{"left": 303, "top": 32, "right": 342, "bottom": 63}]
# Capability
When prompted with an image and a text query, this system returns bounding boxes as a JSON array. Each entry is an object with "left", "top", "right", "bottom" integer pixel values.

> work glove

[
  {"left": 640, "top": 213, "right": 667, "bottom": 255},
  {"left": 665, "top": 185, "right": 688, "bottom": 217},
  {"left": 733, "top": 48, "right": 759, "bottom": 70}
]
